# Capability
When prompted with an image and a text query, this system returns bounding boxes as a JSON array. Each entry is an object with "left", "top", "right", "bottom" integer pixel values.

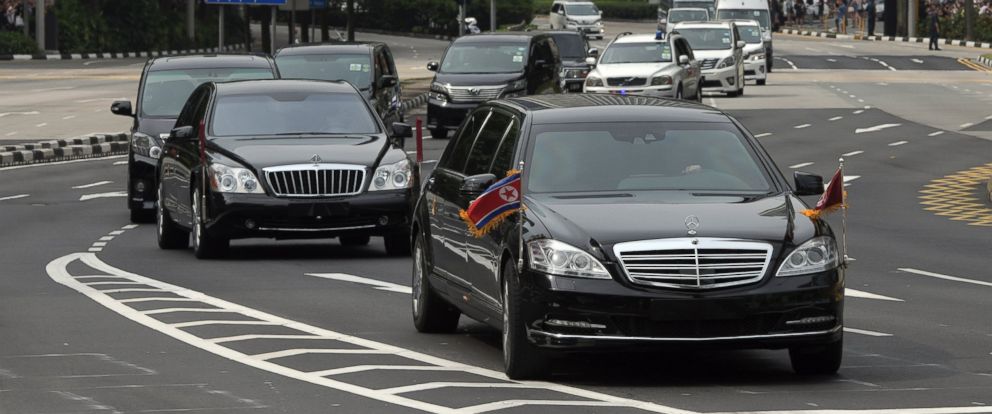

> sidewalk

[{"left": 777, "top": 19, "right": 992, "bottom": 50}]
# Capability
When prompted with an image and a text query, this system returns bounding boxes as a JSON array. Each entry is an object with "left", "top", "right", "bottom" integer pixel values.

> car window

[
  {"left": 669, "top": 9, "right": 709, "bottom": 23},
  {"left": 565, "top": 3, "right": 599, "bottom": 15},
  {"left": 601, "top": 42, "right": 673, "bottom": 64},
  {"left": 679, "top": 38, "right": 696, "bottom": 60},
  {"left": 441, "top": 42, "right": 529, "bottom": 74},
  {"left": 464, "top": 111, "right": 512, "bottom": 176},
  {"left": 140, "top": 67, "right": 274, "bottom": 118},
  {"left": 527, "top": 122, "right": 771, "bottom": 193},
  {"left": 440, "top": 110, "right": 488, "bottom": 173},
  {"left": 677, "top": 28, "right": 734, "bottom": 50},
  {"left": 739, "top": 25, "right": 762, "bottom": 43},
  {"left": 210, "top": 92, "right": 379, "bottom": 137},
  {"left": 490, "top": 117, "right": 520, "bottom": 176},
  {"left": 382, "top": 47, "right": 398, "bottom": 77},
  {"left": 550, "top": 33, "right": 587, "bottom": 59},
  {"left": 674, "top": 39, "right": 689, "bottom": 61},
  {"left": 176, "top": 87, "right": 208, "bottom": 128},
  {"left": 716, "top": 9, "right": 771, "bottom": 29},
  {"left": 275, "top": 53, "right": 373, "bottom": 90}
]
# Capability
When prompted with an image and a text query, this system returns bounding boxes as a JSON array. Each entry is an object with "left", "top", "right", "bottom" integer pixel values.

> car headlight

[
  {"left": 208, "top": 162, "right": 263, "bottom": 194},
  {"left": 650, "top": 75, "right": 672, "bottom": 86},
  {"left": 566, "top": 19, "right": 578, "bottom": 25},
  {"left": 717, "top": 56, "right": 736, "bottom": 68},
  {"left": 751, "top": 53, "right": 766, "bottom": 61},
  {"left": 430, "top": 82, "right": 448, "bottom": 102},
  {"left": 528, "top": 239, "right": 610, "bottom": 279},
  {"left": 508, "top": 79, "right": 526, "bottom": 91},
  {"left": 370, "top": 158, "right": 411, "bottom": 191},
  {"left": 131, "top": 132, "right": 161, "bottom": 159},
  {"left": 585, "top": 76, "right": 603, "bottom": 87},
  {"left": 563, "top": 68, "right": 589, "bottom": 78},
  {"left": 776, "top": 236, "right": 840, "bottom": 277}
]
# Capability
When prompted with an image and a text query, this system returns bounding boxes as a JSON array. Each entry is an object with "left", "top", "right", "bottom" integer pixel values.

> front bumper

[
  {"left": 128, "top": 153, "right": 159, "bottom": 211},
  {"left": 563, "top": 78, "right": 586, "bottom": 92},
  {"left": 519, "top": 267, "right": 844, "bottom": 350},
  {"left": 204, "top": 189, "right": 412, "bottom": 240},
  {"left": 567, "top": 24, "right": 604, "bottom": 37},
  {"left": 427, "top": 99, "right": 482, "bottom": 132},
  {"left": 585, "top": 84, "right": 675, "bottom": 98},
  {"left": 701, "top": 66, "right": 739, "bottom": 92},
  {"left": 745, "top": 59, "right": 767, "bottom": 80}
]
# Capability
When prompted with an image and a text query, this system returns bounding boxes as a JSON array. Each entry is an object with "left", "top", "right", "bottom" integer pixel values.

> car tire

[
  {"left": 430, "top": 128, "right": 447, "bottom": 139},
  {"left": 675, "top": 84, "right": 683, "bottom": 100},
  {"left": 384, "top": 232, "right": 412, "bottom": 256},
  {"left": 156, "top": 183, "right": 189, "bottom": 250},
  {"left": 789, "top": 337, "right": 843, "bottom": 375},
  {"left": 757, "top": 79, "right": 767, "bottom": 86},
  {"left": 412, "top": 234, "right": 461, "bottom": 333},
  {"left": 192, "top": 187, "right": 229, "bottom": 259},
  {"left": 130, "top": 207, "right": 155, "bottom": 224},
  {"left": 695, "top": 85, "right": 703, "bottom": 102},
  {"left": 502, "top": 260, "right": 551, "bottom": 380},
  {"left": 726, "top": 90, "right": 739, "bottom": 97},
  {"left": 340, "top": 235, "right": 371, "bottom": 246}
]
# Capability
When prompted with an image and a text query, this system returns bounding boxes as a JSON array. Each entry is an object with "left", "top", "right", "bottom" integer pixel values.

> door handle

[{"left": 426, "top": 176, "right": 436, "bottom": 189}]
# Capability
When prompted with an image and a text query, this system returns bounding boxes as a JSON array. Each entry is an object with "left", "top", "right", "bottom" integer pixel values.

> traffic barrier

[
  {"left": 0, "top": 44, "right": 246, "bottom": 61},
  {"left": 0, "top": 133, "right": 129, "bottom": 167}
]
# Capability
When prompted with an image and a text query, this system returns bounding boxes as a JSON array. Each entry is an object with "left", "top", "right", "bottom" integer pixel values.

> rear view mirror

[
  {"left": 111, "top": 100, "right": 133, "bottom": 117},
  {"left": 390, "top": 122, "right": 412, "bottom": 147},
  {"left": 587, "top": 47, "right": 599, "bottom": 57},
  {"left": 170, "top": 126, "right": 195, "bottom": 141},
  {"left": 379, "top": 74, "right": 398, "bottom": 89},
  {"left": 793, "top": 171, "right": 824, "bottom": 196},
  {"left": 460, "top": 173, "right": 497, "bottom": 196},
  {"left": 585, "top": 57, "right": 597, "bottom": 66},
  {"left": 736, "top": 40, "right": 746, "bottom": 49},
  {"left": 679, "top": 55, "right": 689, "bottom": 65},
  {"left": 427, "top": 61, "right": 439, "bottom": 72}
]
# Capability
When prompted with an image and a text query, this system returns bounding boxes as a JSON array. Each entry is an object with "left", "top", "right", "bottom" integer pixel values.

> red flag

[
  {"left": 459, "top": 171, "right": 522, "bottom": 237},
  {"left": 802, "top": 167, "right": 845, "bottom": 220}
]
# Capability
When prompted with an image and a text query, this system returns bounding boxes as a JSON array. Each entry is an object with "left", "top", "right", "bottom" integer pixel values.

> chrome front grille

[
  {"left": 263, "top": 164, "right": 365, "bottom": 197},
  {"left": 606, "top": 77, "right": 647, "bottom": 86},
  {"left": 614, "top": 238, "right": 772, "bottom": 289},
  {"left": 700, "top": 58, "right": 719, "bottom": 70},
  {"left": 447, "top": 85, "right": 504, "bottom": 103}
]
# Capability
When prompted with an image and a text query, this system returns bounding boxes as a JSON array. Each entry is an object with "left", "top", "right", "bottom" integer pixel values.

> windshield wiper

[{"left": 267, "top": 132, "right": 366, "bottom": 137}]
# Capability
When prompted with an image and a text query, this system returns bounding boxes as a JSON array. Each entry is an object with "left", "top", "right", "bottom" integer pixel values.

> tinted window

[
  {"left": 441, "top": 42, "right": 528, "bottom": 74},
  {"left": 440, "top": 111, "right": 488, "bottom": 173},
  {"left": 275, "top": 53, "right": 373, "bottom": 89},
  {"left": 716, "top": 9, "right": 771, "bottom": 29},
  {"left": 527, "top": 122, "right": 771, "bottom": 193},
  {"left": 210, "top": 92, "right": 378, "bottom": 137},
  {"left": 669, "top": 9, "right": 709, "bottom": 23},
  {"left": 175, "top": 88, "right": 207, "bottom": 128},
  {"left": 490, "top": 118, "right": 520, "bottom": 176},
  {"left": 140, "top": 68, "right": 274, "bottom": 117},
  {"left": 678, "top": 28, "right": 733, "bottom": 50},
  {"left": 565, "top": 3, "right": 599, "bottom": 15},
  {"left": 674, "top": 0, "right": 717, "bottom": 15},
  {"left": 550, "top": 34, "right": 586, "bottom": 59},
  {"left": 738, "top": 25, "right": 763, "bottom": 43},
  {"left": 601, "top": 42, "right": 673, "bottom": 64},
  {"left": 464, "top": 112, "right": 512, "bottom": 176}
]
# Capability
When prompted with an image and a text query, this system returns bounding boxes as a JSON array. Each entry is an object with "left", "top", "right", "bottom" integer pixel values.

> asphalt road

[{"left": 2, "top": 20, "right": 992, "bottom": 414}]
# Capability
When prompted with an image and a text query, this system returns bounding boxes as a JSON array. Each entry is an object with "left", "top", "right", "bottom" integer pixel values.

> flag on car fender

[
  {"left": 802, "top": 167, "right": 845, "bottom": 220},
  {"left": 460, "top": 170, "right": 521, "bottom": 237}
]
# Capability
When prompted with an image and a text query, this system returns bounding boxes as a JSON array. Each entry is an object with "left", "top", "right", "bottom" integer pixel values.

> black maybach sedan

[
  {"left": 156, "top": 79, "right": 415, "bottom": 259},
  {"left": 411, "top": 94, "right": 844, "bottom": 380}
]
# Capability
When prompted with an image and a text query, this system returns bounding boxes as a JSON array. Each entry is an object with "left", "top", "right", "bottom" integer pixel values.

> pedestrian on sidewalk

[
  {"left": 851, "top": 0, "right": 862, "bottom": 32},
  {"left": 866, "top": 0, "right": 876, "bottom": 35},
  {"left": 834, "top": 0, "right": 847, "bottom": 32},
  {"left": 928, "top": 3, "right": 941, "bottom": 51}
]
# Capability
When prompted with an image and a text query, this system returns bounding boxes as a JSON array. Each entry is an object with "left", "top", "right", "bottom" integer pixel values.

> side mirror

[
  {"left": 585, "top": 56, "right": 597, "bottom": 66},
  {"left": 736, "top": 40, "right": 747, "bottom": 49},
  {"left": 426, "top": 61, "right": 439, "bottom": 72},
  {"left": 170, "top": 125, "right": 195, "bottom": 141},
  {"left": 111, "top": 100, "right": 133, "bottom": 117},
  {"left": 534, "top": 59, "right": 549, "bottom": 69},
  {"left": 679, "top": 55, "right": 690, "bottom": 65},
  {"left": 794, "top": 171, "right": 825, "bottom": 196},
  {"left": 587, "top": 47, "right": 599, "bottom": 57},
  {"left": 378, "top": 74, "right": 398, "bottom": 89},
  {"left": 460, "top": 173, "right": 497, "bottom": 196},
  {"left": 390, "top": 122, "right": 412, "bottom": 147}
]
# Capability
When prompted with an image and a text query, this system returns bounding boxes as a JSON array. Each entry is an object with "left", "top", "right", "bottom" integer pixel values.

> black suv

[
  {"left": 111, "top": 55, "right": 278, "bottom": 223},
  {"left": 275, "top": 42, "right": 404, "bottom": 126},
  {"left": 426, "top": 32, "right": 562, "bottom": 139},
  {"left": 156, "top": 80, "right": 415, "bottom": 259},
  {"left": 547, "top": 30, "right": 596, "bottom": 92},
  {"left": 411, "top": 94, "right": 844, "bottom": 380}
]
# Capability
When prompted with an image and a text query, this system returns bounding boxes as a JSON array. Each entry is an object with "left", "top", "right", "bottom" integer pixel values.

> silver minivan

[{"left": 549, "top": 0, "right": 605, "bottom": 39}]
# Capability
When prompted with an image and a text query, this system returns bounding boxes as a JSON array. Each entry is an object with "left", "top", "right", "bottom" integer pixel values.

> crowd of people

[
  {"left": 776, "top": 0, "right": 990, "bottom": 36},
  {"left": 2, "top": 0, "right": 29, "bottom": 31}
]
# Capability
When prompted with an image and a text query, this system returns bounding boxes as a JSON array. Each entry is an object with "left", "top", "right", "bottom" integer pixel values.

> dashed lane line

[
  {"left": 789, "top": 162, "right": 814, "bottom": 169},
  {"left": 928, "top": 131, "right": 945, "bottom": 136},
  {"left": 0, "top": 194, "right": 29, "bottom": 201},
  {"left": 888, "top": 141, "right": 908, "bottom": 146},
  {"left": 47, "top": 252, "right": 696, "bottom": 414},
  {"left": 754, "top": 133, "right": 773, "bottom": 138},
  {"left": 829, "top": 116, "right": 843, "bottom": 121},
  {"left": 898, "top": 268, "right": 992, "bottom": 288},
  {"left": 853, "top": 110, "right": 865, "bottom": 115},
  {"left": 960, "top": 122, "right": 974, "bottom": 129},
  {"left": 855, "top": 124, "right": 901, "bottom": 134},
  {"left": 846, "top": 289, "right": 903, "bottom": 302},
  {"left": 794, "top": 124, "right": 811, "bottom": 129},
  {"left": 842, "top": 150, "right": 864, "bottom": 156},
  {"left": 79, "top": 191, "right": 127, "bottom": 201},
  {"left": 307, "top": 272, "right": 413, "bottom": 294},
  {"left": 72, "top": 181, "right": 113, "bottom": 189},
  {"left": 844, "top": 328, "right": 893, "bottom": 337},
  {"left": 710, "top": 407, "right": 992, "bottom": 414}
]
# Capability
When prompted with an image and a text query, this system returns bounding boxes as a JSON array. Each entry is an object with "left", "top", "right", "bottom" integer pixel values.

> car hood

[
  {"left": 136, "top": 117, "right": 178, "bottom": 142},
  {"left": 743, "top": 43, "right": 764, "bottom": 54},
  {"left": 208, "top": 135, "right": 389, "bottom": 171},
  {"left": 592, "top": 63, "right": 677, "bottom": 78},
  {"left": 567, "top": 15, "right": 601, "bottom": 24},
  {"left": 693, "top": 49, "right": 734, "bottom": 60},
  {"left": 527, "top": 191, "right": 820, "bottom": 259},
  {"left": 561, "top": 58, "right": 589, "bottom": 68},
  {"left": 433, "top": 72, "right": 523, "bottom": 87}
]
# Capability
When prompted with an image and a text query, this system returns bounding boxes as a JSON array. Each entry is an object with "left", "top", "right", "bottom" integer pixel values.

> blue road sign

[
  {"left": 204, "top": 0, "right": 288, "bottom": 5},
  {"left": 310, "top": 0, "right": 328, "bottom": 8}
]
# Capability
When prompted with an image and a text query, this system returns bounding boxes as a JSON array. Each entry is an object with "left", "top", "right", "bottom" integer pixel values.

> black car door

[
  {"left": 161, "top": 87, "right": 209, "bottom": 229},
  {"left": 459, "top": 109, "right": 519, "bottom": 317},
  {"left": 380, "top": 46, "right": 402, "bottom": 124},
  {"left": 427, "top": 109, "right": 487, "bottom": 295}
]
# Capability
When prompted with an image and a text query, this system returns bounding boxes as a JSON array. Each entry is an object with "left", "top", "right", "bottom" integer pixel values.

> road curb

[
  {"left": 0, "top": 44, "right": 246, "bottom": 61},
  {"left": 400, "top": 93, "right": 428, "bottom": 112},
  {"left": 778, "top": 28, "right": 853, "bottom": 39},
  {"left": 979, "top": 54, "right": 992, "bottom": 68},
  {"left": 778, "top": 28, "right": 992, "bottom": 49},
  {"left": 0, "top": 134, "right": 128, "bottom": 167}
]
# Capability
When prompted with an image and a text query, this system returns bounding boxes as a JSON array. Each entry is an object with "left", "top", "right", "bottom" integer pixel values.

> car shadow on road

[{"left": 223, "top": 240, "right": 405, "bottom": 261}]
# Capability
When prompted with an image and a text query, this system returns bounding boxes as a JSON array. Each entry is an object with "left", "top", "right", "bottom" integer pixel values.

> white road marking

[
  {"left": 309, "top": 365, "right": 465, "bottom": 377},
  {"left": 100, "top": 288, "right": 166, "bottom": 294},
  {"left": 842, "top": 150, "right": 864, "bottom": 156},
  {"left": 0, "top": 155, "right": 127, "bottom": 172},
  {"left": 72, "top": 181, "right": 113, "bottom": 189},
  {"left": 92, "top": 242, "right": 107, "bottom": 247},
  {"left": 827, "top": 58, "right": 838, "bottom": 62},
  {"left": 858, "top": 99, "right": 865, "bottom": 103},
  {"left": 62, "top": 115, "right": 77, "bottom": 120},
  {"left": 0, "top": 111, "right": 40, "bottom": 118},
  {"left": 928, "top": 131, "right": 945, "bottom": 136},
  {"left": 211, "top": 334, "right": 337, "bottom": 344},
  {"left": 382, "top": 382, "right": 543, "bottom": 395},
  {"left": 853, "top": 110, "right": 865, "bottom": 114},
  {"left": 79, "top": 191, "right": 127, "bottom": 201},
  {"left": 113, "top": 160, "right": 128, "bottom": 165},
  {"left": 794, "top": 124, "right": 811, "bottom": 129},
  {"left": 855, "top": 123, "right": 901, "bottom": 134},
  {"left": 912, "top": 58, "right": 924, "bottom": 63},
  {"left": 47, "top": 252, "right": 699, "bottom": 414},
  {"left": 712, "top": 407, "right": 992, "bottom": 414},
  {"left": 118, "top": 297, "right": 200, "bottom": 303},
  {"left": 789, "top": 162, "right": 814, "bottom": 169},
  {"left": 88, "top": 248, "right": 103, "bottom": 252},
  {"left": 85, "top": 281, "right": 142, "bottom": 286},
  {"left": 829, "top": 116, "right": 843, "bottom": 121},
  {"left": 846, "top": 289, "right": 903, "bottom": 302},
  {"left": 898, "top": 268, "right": 992, "bottom": 288},
  {"left": 708, "top": 97, "right": 718, "bottom": 106},
  {"left": 888, "top": 141, "right": 908, "bottom": 146},
  {"left": 253, "top": 349, "right": 389, "bottom": 361},
  {"left": 986, "top": 114, "right": 992, "bottom": 120},
  {"left": 960, "top": 122, "right": 973, "bottom": 129},
  {"left": 307, "top": 273, "right": 413, "bottom": 294},
  {"left": 172, "top": 320, "right": 283, "bottom": 329},
  {"left": 848, "top": 94, "right": 856, "bottom": 98},
  {"left": 824, "top": 176, "right": 861, "bottom": 190},
  {"left": 109, "top": 230, "right": 125, "bottom": 235},
  {"left": 122, "top": 224, "right": 139, "bottom": 229},
  {"left": 844, "top": 327, "right": 893, "bottom": 337},
  {"left": 35, "top": 122, "right": 47, "bottom": 128},
  {"left": 877, "top": 82, "right": 889, "bottom": 86},
  {"left": 4, "top": 131, "right": 17, "bottom": 136},
  {"left": 780, "top": 57, "right": 798, "bottom": 70},
  {"left": 142, "top": 308, "right": 235, "bottom": 315},
  {"left": 754, "top": 133, "right": 773, "bottom": 138},
  {"left": 99, "top": 236, "right": 114, "bottom": 241},
  {"left": 0, "top": 194, "right": 30, "bottom": 201}
]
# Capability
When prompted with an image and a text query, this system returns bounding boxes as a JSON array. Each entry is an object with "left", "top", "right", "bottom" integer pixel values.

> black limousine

[
  {"left": 156, "top": 79, "right": 415, "bottom": 259},
  {"left": 411, "top": 94, "right": 844, "bottom": 379}
]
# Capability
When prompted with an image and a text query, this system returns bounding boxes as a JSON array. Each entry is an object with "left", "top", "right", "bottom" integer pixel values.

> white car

[
  {"left": 672, "top": 21, "right": 746, "bottom": 97},
  {"left": 666, "top": 8, "right": 711, "bottom": 33},
  {"left": 583, "top": 32, "right": 702, "bottom": 101},
  {"left": 732, "top": 20, "right": 767, "bottom": 85},
  {"left": 550, "top": 0, "right": 605, "bottom": 40}
]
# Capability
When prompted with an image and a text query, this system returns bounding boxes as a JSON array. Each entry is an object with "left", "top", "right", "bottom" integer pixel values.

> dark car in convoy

[
  {"left": 426, "top": 32, "right": 562, "bottom": 139},
  {"left": 275, "top": 42, "right": 404, "bottom": 126},
  {"left": 410, "top": 94, "right": 844, "bottom": 379},
  {"left": 111, "top": 55, "right": 278, "bottom": 223},
  {"left": 547, "top": 30, "right": 596, "bottom": 92},
  {"left": 156, "top": 80, "right": 415, "bottom": 259}
]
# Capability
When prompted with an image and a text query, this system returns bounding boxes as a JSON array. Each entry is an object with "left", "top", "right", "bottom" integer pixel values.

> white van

[
  {"left": 550, "top": 0, "right": 605, "bottom": 39},
  {"left": 715, "top": 0, "right": 773, "bottom": 72}
]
